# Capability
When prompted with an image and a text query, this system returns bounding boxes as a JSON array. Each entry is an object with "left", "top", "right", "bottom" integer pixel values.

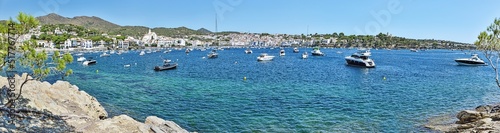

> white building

[
  {"left": 63, "top": 39, "right": 72, "bottom": 49},
  {"left": 84, "top": 40, "right": 93, "bottom": 49},
  {"left": 142, "top": 29, "right": 158, "bottom": 45}
]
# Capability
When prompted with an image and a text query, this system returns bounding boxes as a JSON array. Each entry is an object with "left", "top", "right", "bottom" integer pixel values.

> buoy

[
  {"left": 383, "top": 76, "right": 386, "bottom": 80},
  {"left": 96, "top": 70, "right": 99, "bottom": 73},
  {"left": 243, "top": 77, "right": 247, "bottom": 80}
]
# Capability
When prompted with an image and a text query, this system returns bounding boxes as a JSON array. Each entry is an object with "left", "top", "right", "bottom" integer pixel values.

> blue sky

[{"left": 1, "top": 0, "right": 499, "bottom": 43}]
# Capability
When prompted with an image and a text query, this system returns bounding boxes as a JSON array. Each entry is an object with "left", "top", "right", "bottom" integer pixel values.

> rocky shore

[
  {"left": 426, "top": 104, "right": 500, "bottom": 132},
  {"left": 0, "top": 74, "right": 191, "bottom": 133}
]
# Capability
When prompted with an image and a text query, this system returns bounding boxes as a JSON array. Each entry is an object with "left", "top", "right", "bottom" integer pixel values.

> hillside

[{"left": 35, "top": 13, "right": 207, "bottom": 37}]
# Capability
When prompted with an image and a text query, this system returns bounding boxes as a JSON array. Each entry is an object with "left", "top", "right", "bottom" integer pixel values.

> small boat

[
  {"left": 293, "top": 47, "right": 299, "bottom": 53},
  {"left": 207, "top": 50, "right": 218, "bottom": 58},
  {"left": 185, "top": 48, "right": 191, "bottom": 53},
  {"left": 311, "top": 47, "right": 325, "bottom": 56},
  {"left": 455, "top": 54, "right": 487, "bottom": 66},
  {"left": 257, "top": 53, "right": 275, "bottom": 61},
  {"left": 75, "top": 53, "right": 84, "bottom": 56},
  {"left": 345, "top": 49, "right": 375, "bottom": 68},
  {"left": 100, "top": 52, "right": 110, "bottom": 57},
  {"left": 139, "top": 51, "right": 145, "bottom": 56},
  {"left": 302, "top": 52, "right": 308, "bottom": 59},
  {"left": 124, "top": 64, "right": 131, "bottom": 67},
  {"left": 245, "top": 48, "right": 252, "bottom": 54},
  {"left": 154, "top": 60, "right": 178, "bottom": 71},
  {"left": 110, "top": 50, "right": 116, "bottom": 54},
  {"left": 410, "top": 49, "right": 418, "bottom": 52},
  {"left": 77, "top": 56, "right": 86, "bottom": 62},
  {"left": 280, "top": 49, "right": 285, "bottom": 56},
  {"left": 83, "top": 59, "right": 97, "bottom": 66}
]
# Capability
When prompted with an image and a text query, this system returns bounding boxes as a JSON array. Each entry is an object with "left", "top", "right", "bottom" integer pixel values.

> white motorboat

[
  {"left": 293, "top": 47, "right": 299, "bottom": 53},
  {"left": 83, "top": 59, "right": 97, "bottom": 66},
  {"left": 257, "top": 53, "right": 275, "bottom": 61},
  {"left": 410, "top": 49, "right": 418, "bottom": 52},
  {"left": 100, "top": 52, "right": 110, "bottom": 57},
  {"left": 345, "top": 49, "right": 375, "bottom": 68},
  {"left": 245, "top": 48, "right": 252, "bottom": 54},
  {"left": 139, "top": 51, "right": 145, "bottom": 56},
  {"left": 77, "top": 56, "right": 86, "bottom": 62},
  {"left": 302, "top": 52, "right": 308, "bottom": 59},
  {"left": 455, "top": 54, "right": 487, "bottom": 66},
  {"left": 280, "top": 49, "right": 285, "bottom": 56},
  {"left": 311, "top": 47, "right": 325, "bottom": 56}
]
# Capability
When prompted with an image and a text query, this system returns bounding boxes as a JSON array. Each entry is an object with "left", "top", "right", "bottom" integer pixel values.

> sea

[{"left": 50, "top": 48, "right": 500, "bottom": 132}]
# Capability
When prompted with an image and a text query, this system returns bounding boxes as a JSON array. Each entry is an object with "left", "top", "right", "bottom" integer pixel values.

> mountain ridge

[{"left": 35, "top": 13, "right": 211, "bottom": 37}]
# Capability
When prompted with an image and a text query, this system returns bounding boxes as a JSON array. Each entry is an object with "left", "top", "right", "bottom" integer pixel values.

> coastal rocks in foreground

[
  {"left": 0, "top": 74, "right": 191, "bottom": 133},
  {"left": 426, "top": 104, "right": 500, "bottom": 132}
]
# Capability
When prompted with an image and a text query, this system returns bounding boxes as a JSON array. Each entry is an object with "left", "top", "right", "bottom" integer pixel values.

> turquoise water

[{"left": 60, "top": 48, "right": 499, "bottom": 132}]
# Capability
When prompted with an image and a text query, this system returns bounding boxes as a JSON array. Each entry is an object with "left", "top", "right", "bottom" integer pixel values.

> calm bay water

[{"left": 60, "top": 48, "right": 499, "bottom": 132}]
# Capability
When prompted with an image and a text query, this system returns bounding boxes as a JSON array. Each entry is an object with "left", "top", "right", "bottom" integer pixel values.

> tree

[
  {"left": 1, "top": 12, "right": 73, "bottom": 108},
  {"left": 332, "top": 32, "right": 338, "bottom": 38},
  {"left": 475, "top": 18, "right": 500, "bottom": 88}
]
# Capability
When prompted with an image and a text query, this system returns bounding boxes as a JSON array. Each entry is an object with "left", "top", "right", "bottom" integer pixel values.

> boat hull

[
  {"left": 154, "top": 64, "right": 178, "bottom": 71},
  {"left": 455, "top": 60, "right": 487, "bottom": 66},
  {"left": 345, "top": 58, "right": 375, "bottom": 68}
]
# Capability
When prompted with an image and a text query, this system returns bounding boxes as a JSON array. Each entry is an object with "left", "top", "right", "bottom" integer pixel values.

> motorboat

[
  {"left": 345, "top": 49, "right": 375, "bottom": 68},
  {"left": 185, "top": 48, "right": 191, "bottom": 53},
  {"left": 293, "top": 47, "right": 299, "bottom": 53},
  {"left": 207, "top": 50, "right": 218, "bottom": 58},
  {"left": 410, "top": 49, "right": 418, "bottom": 52},
  {"left": 280, "top": 49, "right": 285, "bottom": 56},
  {"left": 302, "top": 52, "right": 308, "bottom": 59},
  {"left": 139, "top": 51, "right": 145, "bottom": 56},
  {"left": 154, "top": 60, "right": 177, "bottom": 71},
  {"left": 311, "top": 47, "right": 325, "bottom": 56},
  {"left": 245, "top": 48, "right": 252, "bottom": 54},
  {"left": 100, "top": 52, "right": 110, "bottom": 57},
  {"left": 455, "top": 54, "right": 487, "bottom": 66},
  {"left": 83, "top": 59, "right": 97, "bottom": 66},
  {"left": 77, "top": 56, "right": 86, "bottom": 62},
  {"left": 75, "top": 53, "right": 84, "bottom": 56},
  {"left": 257, "top": 53, "right": 275, "bottom": 61}
]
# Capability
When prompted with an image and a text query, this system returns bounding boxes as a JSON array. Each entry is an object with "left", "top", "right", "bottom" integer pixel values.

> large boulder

[
  {"left": 456, "top": 110, "right": 489, "bottom": 124},
  {"left": 0, "top": 74, "right": 191, "bottom": 133},
  {"left": 145, "top": 116, "right": 189, "bottom": 133}
]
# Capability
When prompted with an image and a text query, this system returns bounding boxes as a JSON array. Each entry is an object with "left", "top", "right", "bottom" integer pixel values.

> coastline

[
  {"left": 0, "top": 74, "right": 191, "bottom": 132},
  {"left": 426, "top": 104, "right": 500, "bottom": 132}
]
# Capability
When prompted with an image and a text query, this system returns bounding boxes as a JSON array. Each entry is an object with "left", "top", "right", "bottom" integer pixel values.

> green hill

[{"left": 35, "top": 13, "right": 208, "bottom": 37}]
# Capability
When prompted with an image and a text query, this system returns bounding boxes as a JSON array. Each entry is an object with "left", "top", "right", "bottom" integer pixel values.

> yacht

[
  {"left": 293, "top": 47, "right": 299, "bottom": 53},
  {"left": 77, "top": 56, "right": 86, "bottom": 62},
  {"left": 207, "top": 50, "right": 218, "bottom": 58},
  {"left": 257, "top": 53, "right": 275, "bottom": 61},
  {"left": 345, "top": 49, "right": 375, "bottom": 68},
  {"left": 83, "top": 59, "right": 97, "bottom": 66},
  {"left": 311, "top": 47, "right": 325, "bottom": 56},
  {"left": 455, "top": 54, "right": 487, "bottom": 66},
  {"left": 245, "top": 48, "right": 252, "bottom": 54},
  {"left": 302, "top": 52, "right": 308, "bottom": 59},
  {"left": 280, "top": 49, "right": 285, "bottom": 56}
]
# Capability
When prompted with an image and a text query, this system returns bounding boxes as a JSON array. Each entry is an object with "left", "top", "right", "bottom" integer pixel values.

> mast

[{"left": 215, "top": 14, "right": 218, "bottom": 46}]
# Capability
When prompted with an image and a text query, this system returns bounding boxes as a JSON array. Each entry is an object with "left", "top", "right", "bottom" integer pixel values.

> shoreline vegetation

[{"left": 0, "top": 74, "right": 191, "bottom": 133}]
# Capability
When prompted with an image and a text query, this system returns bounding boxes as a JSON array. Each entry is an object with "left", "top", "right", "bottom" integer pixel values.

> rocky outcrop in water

[
  {"left": 0, "top": 74, "right": 191, "bottom": 132},
  {"left": 426, "top": 104, "right": 500, "bottom": 132}
]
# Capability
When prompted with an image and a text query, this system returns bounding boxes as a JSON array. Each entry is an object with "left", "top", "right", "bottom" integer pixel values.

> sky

[{"left": 0, "top": 0, "right": 499, "bottom": 43}]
